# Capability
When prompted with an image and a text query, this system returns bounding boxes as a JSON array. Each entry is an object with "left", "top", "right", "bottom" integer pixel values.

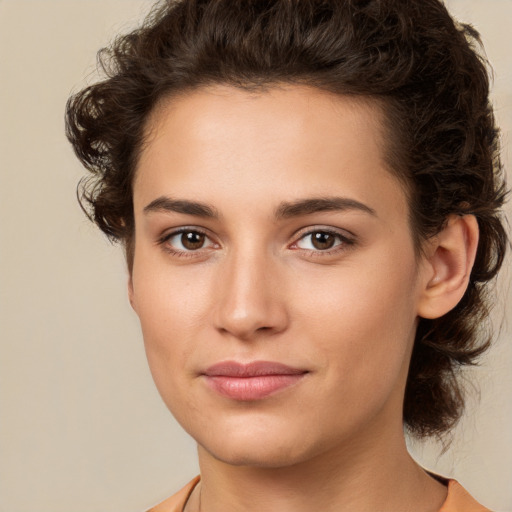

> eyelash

[
  {"left": 158, "top": 227, "right": 215, "bottom": 259},
  {"left": 291, "top": 228, "right": 355, "bottom": 257},
  {"left": 157, "top": 227, "right": 355, "bottom": 259}
]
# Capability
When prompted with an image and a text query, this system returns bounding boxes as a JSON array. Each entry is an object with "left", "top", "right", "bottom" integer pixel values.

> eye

[
  {"left": 161, "top": 229, "right": 216, "bottom": 253},
  {"left": 294, "top": 229, "right": 351, "bottom": 252}
]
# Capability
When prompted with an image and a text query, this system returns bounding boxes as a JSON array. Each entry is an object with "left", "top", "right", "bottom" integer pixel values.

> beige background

[{"left": 0, "top": 1, "right": 510, "bottom": 511}]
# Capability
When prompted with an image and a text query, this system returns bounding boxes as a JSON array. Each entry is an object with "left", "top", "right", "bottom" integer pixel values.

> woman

[{"left": 66, "top": 1, "right": 508, "bottom": 510}]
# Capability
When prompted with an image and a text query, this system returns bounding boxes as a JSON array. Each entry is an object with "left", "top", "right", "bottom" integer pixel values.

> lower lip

[{"left": 204, "top": 374, "right": 306, "bottom": 401}]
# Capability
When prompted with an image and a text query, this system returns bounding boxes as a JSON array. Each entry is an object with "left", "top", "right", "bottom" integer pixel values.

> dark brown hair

[{"left": 66, "top": 0, "right": 508, "bottom": 438}]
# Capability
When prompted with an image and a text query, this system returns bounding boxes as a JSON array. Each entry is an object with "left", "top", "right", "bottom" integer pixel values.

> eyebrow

[
  {"left": 143, "top": 197, "right": 219, "bottom": 218},
  {"left": 143, "top": 195, "right": 376, "bottom": 219},
  {"left": 275, "top": 197, "right": 377, "bottom": 219}
]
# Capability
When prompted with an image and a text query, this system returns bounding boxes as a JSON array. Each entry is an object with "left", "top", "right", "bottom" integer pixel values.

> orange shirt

[{"left": 146, "top": 475, "right": 490, "bottom": 512}]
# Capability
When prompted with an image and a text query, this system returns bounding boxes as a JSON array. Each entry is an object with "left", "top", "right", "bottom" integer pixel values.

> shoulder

[
  {"left": 439, "top": 480, "right": 491, "bottom": 512},
  {"left": 146, "top": 476, "right": 200, "bottom": 512}
]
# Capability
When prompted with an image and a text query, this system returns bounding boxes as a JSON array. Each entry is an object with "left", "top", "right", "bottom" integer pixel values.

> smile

[{"left": 202, "top": 361, "right": 308, "bottom": 401}]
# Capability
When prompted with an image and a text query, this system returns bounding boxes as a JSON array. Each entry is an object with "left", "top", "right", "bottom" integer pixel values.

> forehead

[
  {"left": 141, "top": 85, "right": 387, "bottom": 167},
  {"left": 134, "top": 84, "right": 408, "bottom": 223}
]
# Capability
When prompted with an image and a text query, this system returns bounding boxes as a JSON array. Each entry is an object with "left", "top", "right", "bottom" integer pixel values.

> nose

[{"left": 212, "top": 248, "right": 289, "bottom": 341}]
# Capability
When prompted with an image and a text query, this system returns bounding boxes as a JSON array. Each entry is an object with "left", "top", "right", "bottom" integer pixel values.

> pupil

[
  {"left": 182, "top": 232, "right": 205, "bottom": 250},
  {"left": 312, "top": 232, "right": 335, "bottom": 250}
]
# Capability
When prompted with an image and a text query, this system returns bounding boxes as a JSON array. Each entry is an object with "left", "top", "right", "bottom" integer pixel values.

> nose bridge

[{"left": 213, "top": 240, "right": 287, "bottom": 339}]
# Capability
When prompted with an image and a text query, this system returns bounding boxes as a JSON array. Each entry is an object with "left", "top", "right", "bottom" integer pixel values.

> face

[{"left": 130, "top": 85, "right": 429, "bottom": 468}]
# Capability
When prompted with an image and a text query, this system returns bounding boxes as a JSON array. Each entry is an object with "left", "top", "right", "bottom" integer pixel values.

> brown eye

[
  {"left": 163, "top": 229, "right": 214, "bottom": 253},
  {"left": 295, "top": 229, "right": 349, "bottom": 252},
  {"left": 181, "top": 231, "right": 206, "bottom": 250},
  {"left": 310, "top": 231, "right": 336, "bottom": 250}
]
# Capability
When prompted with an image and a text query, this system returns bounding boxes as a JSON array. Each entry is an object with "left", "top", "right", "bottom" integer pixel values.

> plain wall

[{"left": 0, "top": 1, "right": 510, "bottom": 511}]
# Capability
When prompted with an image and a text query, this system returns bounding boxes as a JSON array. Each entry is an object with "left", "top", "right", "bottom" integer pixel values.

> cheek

[
  {"left": 130, "top": 253, "right": 211, "bottom": 390},
  {"left": 132, "top": 242, "right": 211, "bottom": 328},
  {"left": 295, "top": 250, "right": 419, "bottom": 395}
]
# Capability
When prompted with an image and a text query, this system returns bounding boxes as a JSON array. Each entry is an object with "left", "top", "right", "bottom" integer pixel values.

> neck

[{"left": 192, "top": 423, "right": 446, "bottom": 512}]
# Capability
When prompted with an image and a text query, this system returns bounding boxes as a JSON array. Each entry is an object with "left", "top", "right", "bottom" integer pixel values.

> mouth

[{"left": 202, "top": 361, "right": 308, "bottom": 401}]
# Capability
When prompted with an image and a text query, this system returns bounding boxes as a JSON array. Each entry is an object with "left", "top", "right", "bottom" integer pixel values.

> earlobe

[{"left": 417, "top": 214, "right": 479, "bottom": 319}]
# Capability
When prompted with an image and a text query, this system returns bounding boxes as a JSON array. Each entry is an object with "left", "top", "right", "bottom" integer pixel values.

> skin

[{"left": 129, "top": 85, "right": 478, "bottom": 512}]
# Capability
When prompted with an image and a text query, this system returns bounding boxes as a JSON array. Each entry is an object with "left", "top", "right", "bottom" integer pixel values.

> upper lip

[{"left": 203, "top": 361, "right": 307, "bottom": 377}]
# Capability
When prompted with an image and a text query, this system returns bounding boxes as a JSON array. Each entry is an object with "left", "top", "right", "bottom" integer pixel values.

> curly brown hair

[{"left": 65, "top": 0, "right": 508, "bottom": 438}]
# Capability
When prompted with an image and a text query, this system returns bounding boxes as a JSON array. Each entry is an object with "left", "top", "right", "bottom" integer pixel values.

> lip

[{"left": 202, "top": 361, "right": 308, "bottom": 401}]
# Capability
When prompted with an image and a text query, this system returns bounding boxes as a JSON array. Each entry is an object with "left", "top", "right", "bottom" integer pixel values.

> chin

[
  {"left": 204, "top": 441, "right": 310, "bottom": 469},
  {"left": 194, "top": 421, "right": 323, "bottom": 469},
  {"left": 186, "top": 409, "right": 308, "bottom": 466}
]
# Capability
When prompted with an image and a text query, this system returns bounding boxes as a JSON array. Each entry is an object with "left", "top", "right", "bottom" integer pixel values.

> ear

[
  {"left": 417, "top": 215, "right": 479, "bottom": 319},
  {"left": 128, "top": 275, "right": 137, "bottom": 312}
]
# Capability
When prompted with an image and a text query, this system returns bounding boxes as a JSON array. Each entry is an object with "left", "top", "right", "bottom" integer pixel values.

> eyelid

[
  {"left": 289, "top": 226, "right": 356, "bottom": 253},
  {"left": 157, "top": 226, "right": 218, "bottom": 256},
  {"left": 156, "top": 224, "right": 356, "bottom": 258},
  {"left": 158, "top": 226, "right": 210, "bottom": 242},
  {"left": 291, "top": 225, "right": 355, "bottom": 243}
]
